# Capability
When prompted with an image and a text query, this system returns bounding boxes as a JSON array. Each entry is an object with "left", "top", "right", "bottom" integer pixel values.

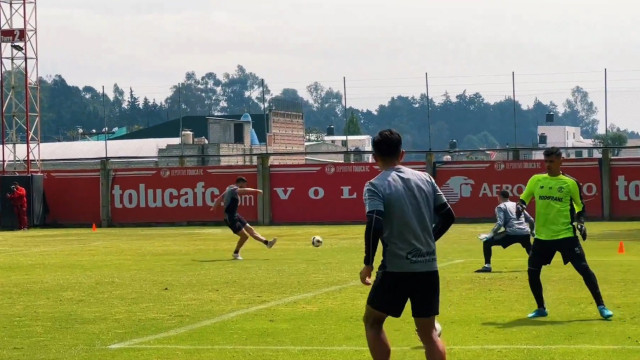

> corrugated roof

[{"left": 111, "top": 113, "right": 270, "bottom": 144}]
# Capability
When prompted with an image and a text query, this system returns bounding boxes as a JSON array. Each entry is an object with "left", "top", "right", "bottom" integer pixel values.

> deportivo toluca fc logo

[
  {"left": 325, "top": 164, "right": 336, "bottom": 175},
  {"left": 160, "top": 169, "right": 170, "bottom": 178},
  {"left": 441, "top": 176, "right": 475, "bottom": 204}
]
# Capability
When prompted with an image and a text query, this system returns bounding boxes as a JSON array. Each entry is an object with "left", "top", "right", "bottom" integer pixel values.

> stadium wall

[{"left": 31, "top": 155, "right": 640, "bottom": 226}]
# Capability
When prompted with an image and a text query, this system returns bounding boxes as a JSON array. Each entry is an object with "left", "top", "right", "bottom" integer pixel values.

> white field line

[
  {"left": 108, "top": 259, "right": 465, "bottom": 349},
  {"left": 118, "top": 344, "right": 640, "bottom": 351},
  {"left": 463, "top": 258, "right": 637, "bottom": 262},
  {"left": 0, "top": 242, "right": 103, "bottom": 255}
]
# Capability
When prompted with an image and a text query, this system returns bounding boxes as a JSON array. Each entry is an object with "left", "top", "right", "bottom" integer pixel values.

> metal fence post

[
  {"left": 601, "top": 148, "right": 611, "bottom": 220},
  {"left": 257, "top": 154, "right": 271, "bottom": 225},
  {"left": 100, "top": 159, "right": 112, "bottom": 227}
]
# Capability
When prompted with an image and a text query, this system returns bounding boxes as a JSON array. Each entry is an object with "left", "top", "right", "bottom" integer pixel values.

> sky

[{"left": 38, "top": 0, "right": 640, "bottom": 132}]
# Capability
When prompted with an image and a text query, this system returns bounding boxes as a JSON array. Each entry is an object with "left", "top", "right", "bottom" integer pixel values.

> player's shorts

[
  {"left": 486, "top": 232, "right": 531, "bottom": 249},
  {"left": 529, "top": 236, "right": 586, "bottom": 267},
  {"left": 224, "top": 214, "right": 248, "bottom": 234},
  {"left": 367, "top": 271, "right": 439, "bottom": 318}
]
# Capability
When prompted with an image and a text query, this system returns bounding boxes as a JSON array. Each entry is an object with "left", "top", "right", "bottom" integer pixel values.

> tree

[
  {"left": 562, "top": 86, "right": 599, "bottom": 137},
  {"left": 219, "top": 65, "right": 269, "bottom": 114},
  {"left": 344, "top": 111, "right": 362, "bottom": 135},
  {"left": 304, "top": 82, "right": 343, "bottom": 132},
  {"left": 592, "top": 124, "right": 628, "bottom": 156}
]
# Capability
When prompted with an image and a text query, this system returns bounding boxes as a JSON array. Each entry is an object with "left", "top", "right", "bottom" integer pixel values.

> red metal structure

[{"left": 0, "top": 0, "right": 39, "bottom": 173}]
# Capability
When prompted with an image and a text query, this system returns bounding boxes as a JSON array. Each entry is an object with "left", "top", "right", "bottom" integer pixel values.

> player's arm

[
  {"left": 364, "top": 209, "right": 383, "bottom": 267},
  {"left": 524, "top": 210, "right": 535, "bottom": 235},
  {"left": 361, "top": 182, "right": 383, "bottom": 285},
  {"left": 569, "top": 178, "right": 587, "bottom": 240},
  {"left": 517, "top": 175, "right": 537, "bottom": 217},
  {"left": 488, "top": 206, "right": 504, "bottom": 238},
  {"left": 432, "top": 181, "right": 455, "bottom": 241},
  {"left": 210, "top": 189, "right": 228, "bottom": 211},
  {"left": 237, "top": 187, "right": 263, "bottom": 195}
]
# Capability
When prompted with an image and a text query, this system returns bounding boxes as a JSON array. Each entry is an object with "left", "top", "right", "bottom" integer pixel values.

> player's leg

[
  {"left": 232, "top": 229, "right": 249, "bottom": 259},
  {"left": 364, "top": 272, "right": 408, "bottom": 360},
  {"left": 475, "top": 232, "right": 507, "bottom": 272},
  {"left": 415, "top": 317, "right": 446, "bottom": 360},
  {"left": 411, "top": 271, "right": 446, "bottom": 360},
  {"left": 521, "top": 235, "right": 532, "bottom": 255},
  {"left": 475, "top": 240, "right": 493, "bottom": 272},
  {"left": 363, "top": 306, "right": 391, "bottom": 360},
  {"left": 19, "top": 206, "right": 28, "bottom": 230},
  {"left": 527, "top": 240, "right": 551, "bottom": 317},
  {"left": 564, "top": 238, "right": 613, "bottom": 319},
  {"left": 243, "top": 223, "right": 277, "bottom": 248}
]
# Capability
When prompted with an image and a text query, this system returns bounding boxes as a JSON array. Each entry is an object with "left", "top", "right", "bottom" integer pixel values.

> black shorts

[
  {"left": 486, "top": 232, "right": 531, "bottom": 249},
  {"left": 224, "top": 214, "right": 247, "bottom": 234},
  {"left": 529, "top": 236, "right": 586, "bottom": 268},
  {"left": 367, "top": 271, "right": 439, "bottom": 318}
]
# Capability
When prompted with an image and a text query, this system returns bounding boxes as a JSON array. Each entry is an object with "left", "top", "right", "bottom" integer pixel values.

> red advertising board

[
  {"left": 43, "top": 170, "right": 101, "bottom": 224},
  {"left": 610, "top": 158, "right": 640, "bottom": 219},
  {"left": 434, "top": 159, "right": 603, "bottom": 219},
  {"left": 269, "top": 162, "right": 426, "bottom": 223},
  {"left": 110, "top": 166, "right": 258, "bottom": 224}
]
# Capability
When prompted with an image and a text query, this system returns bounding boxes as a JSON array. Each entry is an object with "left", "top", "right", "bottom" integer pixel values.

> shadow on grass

[
  {"left": 483, "top": 318, "right": 603, "bottom": 328},
  {"left": 488, "top": 270, "right": 527, "bottom": 273}
]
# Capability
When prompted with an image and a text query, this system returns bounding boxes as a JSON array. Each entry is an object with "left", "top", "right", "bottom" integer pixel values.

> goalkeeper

[
  {"left": 518, "top": 147, "right": 613, "bottom": 319},
  {"left": 475, "top": 190, "right": 533, "bottom": 273}
]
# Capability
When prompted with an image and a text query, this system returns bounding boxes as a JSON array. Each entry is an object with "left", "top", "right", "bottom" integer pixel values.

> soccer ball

[
  {"left": 311, "top": 236, "right": 323, "bottom": 247},
  {"left": 435, "top": 320, "right": 442, "bottom": 337}
]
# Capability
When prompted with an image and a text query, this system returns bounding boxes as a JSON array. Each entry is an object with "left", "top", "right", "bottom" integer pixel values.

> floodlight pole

[
  {"left": 426, "top": 72, "right": 432, "bottom": 150},
  {"left": 102, "top": 85, "right": 107, "bottom": 159}
]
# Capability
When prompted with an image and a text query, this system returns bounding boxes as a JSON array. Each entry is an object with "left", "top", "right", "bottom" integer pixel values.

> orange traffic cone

[
  {"left": 618, "top": 241, "right": 625, "bottom": 254},
  {"left": 92, "top": 223, "right": 97, "bottom": 232}
]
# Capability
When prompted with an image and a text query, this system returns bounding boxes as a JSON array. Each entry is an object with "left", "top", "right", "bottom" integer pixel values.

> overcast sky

[{"left": 39, "top": 0, "right": 640, "bottom": 132}]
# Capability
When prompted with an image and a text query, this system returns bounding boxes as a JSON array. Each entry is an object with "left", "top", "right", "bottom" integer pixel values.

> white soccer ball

[
  {"left": 311, "top": 236, "right": 323, "bottom": 247},
  {"left": 435, "top": 320, "right": 442, "bottom": 337}
]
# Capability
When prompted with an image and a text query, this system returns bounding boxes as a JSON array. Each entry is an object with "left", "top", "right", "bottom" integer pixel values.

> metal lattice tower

[{"left": 0, "top": 0, "right": 39, "bottom": 173}]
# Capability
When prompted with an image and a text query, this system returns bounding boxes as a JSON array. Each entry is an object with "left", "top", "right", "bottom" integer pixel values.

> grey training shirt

[{"left": 364, "top": 165, "right": 448, "bottom": 272}]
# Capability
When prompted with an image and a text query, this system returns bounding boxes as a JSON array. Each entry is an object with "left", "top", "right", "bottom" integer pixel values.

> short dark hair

[
  {"left": 372, "top": 129, "right": 402, "bottom": 160},
  {"left": 543, "top": 147, "right": 562, "bottom": 158},
  {"left": 499, "top": 190, "right": 510, "bottom": 199},
  {"left": 11, "top": 181, "right": 18, "bottom": 186},
  {"left": 235, "top": 176, "right": 248, "bottom": 184}
]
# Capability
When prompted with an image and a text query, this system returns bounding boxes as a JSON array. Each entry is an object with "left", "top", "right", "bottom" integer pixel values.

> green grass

[{"left": 1, "top": 223, "right": 639, "bottom": 360}]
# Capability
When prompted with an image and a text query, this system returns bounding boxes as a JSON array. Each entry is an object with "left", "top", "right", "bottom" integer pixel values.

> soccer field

[{"left": 1, "top": 223, "right": 639, "bottom": 360}]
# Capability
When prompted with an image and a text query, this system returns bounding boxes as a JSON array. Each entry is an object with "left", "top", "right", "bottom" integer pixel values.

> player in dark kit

[
  {"left": 360, "top": 129, "right": 455, "bottom": 360},
  {"left": 211, "top": 176, "right": 276, "bottom": 260},
  {"left": 518, "top": 147, "right": 613, "bottom": 319},
  {"left": 475, "top": 190, "right": 534, "bottom": 273}
]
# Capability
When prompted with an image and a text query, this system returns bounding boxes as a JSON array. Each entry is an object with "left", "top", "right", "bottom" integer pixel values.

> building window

[
  {"left": 575, "top": 150, "right": 583, "bottom": 158},
  {"left": 522, "top": 153, "right": 530, "bottom": 160},
  {"left": 573, "top": 133, "right": 576, "bottom": 139},
  {"left": 588, "top": 148, "right": 594, "bottom": 157}
]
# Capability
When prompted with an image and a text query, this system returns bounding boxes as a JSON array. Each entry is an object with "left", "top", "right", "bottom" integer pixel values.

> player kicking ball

[{"left": 211, "top": 176, "right": 277, "bottom": 260}]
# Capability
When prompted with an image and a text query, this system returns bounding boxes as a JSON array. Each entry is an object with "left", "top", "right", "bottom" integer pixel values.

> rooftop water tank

[
  {"left": 327, "top": 125, "right": 335, "bottom": 136},
  {"left": 181, "top": 129, "right": 193, "bottom": 144}
]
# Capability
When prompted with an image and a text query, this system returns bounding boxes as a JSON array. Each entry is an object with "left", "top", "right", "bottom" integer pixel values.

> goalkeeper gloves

[{"left": 576, "top": 223, "right": 588, "bottom": 241}]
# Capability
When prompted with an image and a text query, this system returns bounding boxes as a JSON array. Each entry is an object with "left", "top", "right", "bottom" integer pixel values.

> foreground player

[
  {"left": 517, "top": 147, "right": 613, "bottom": 319},
  {"left": 211, "top": 176, "right": 276, "bottom": 260},
  {"left": 360, "top": 129, "right": 455, "bottom": 360},
  {"left": 475, "top": 190, "right": 533, "bottom": 273}
]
